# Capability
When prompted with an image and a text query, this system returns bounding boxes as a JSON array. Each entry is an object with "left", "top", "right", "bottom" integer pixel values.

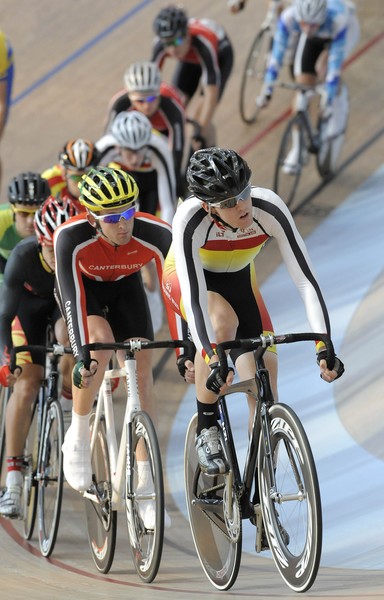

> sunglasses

[
  {"left": 91, "top": 205, "right": 136, "bottom": 224},
  {"left": 68, "top": 174, "right": 84, "bottom": 183},
  {"left": 164, "top": 35, "right": 184, "bottom": 47},
  {"left": 130, "top": 94, "right": 159, "bottom": 104},
  {"left": 12, "top": 206, "right": 39, "bottom": 215},
  {"left": 210, "top": 185, "right": 251, "bottom": 209}
]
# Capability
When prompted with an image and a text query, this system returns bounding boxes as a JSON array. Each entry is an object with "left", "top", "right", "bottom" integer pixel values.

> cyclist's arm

[
  {"left": 159, "top": 94, "right": 186, "bottom": 182},
  {"left": 255, "top": 189, "right": 330, "bottom": 340},
  {"left": 324, "top": 15, "right": 349, "bottom": 104},
  {"left": 103, "top": 90, "right": 131, "bottom": 134},
  {"left": 148, "top": 132, "right": 177, "bottom": 224},
  {"left": 264, "top": 7, "right": 296, "bottom": 86}
]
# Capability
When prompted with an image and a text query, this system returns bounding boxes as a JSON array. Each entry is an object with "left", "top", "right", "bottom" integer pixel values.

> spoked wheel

[
  {"left": 0, "top": 385, "right": 10, "bottom": 483},
  {"left": 184, "top": 414, "right": 242, "bottom": 591},
  {"left": 22, "top": 403, "right": 39, "bottom": 539},
  {"left": 273, "top": 114, "right": 306, "bottom": 208},
  {"left": 316, "top": 83, "right": 349, "bottom": 179},
  {"left": 85, "top": 413, "right": 117, "bottom": 574},
  {"left": 38, "top": 399, "right": 64, "bottom": 557},
  {"left": 258, "top": 403, "right": 322, "bottom": 592},
  {"left": 127, "top": 411, "right": 164, "bottom": 583},
  {"left": 239, "top": 27, "right": 273, "bottom": 124}
]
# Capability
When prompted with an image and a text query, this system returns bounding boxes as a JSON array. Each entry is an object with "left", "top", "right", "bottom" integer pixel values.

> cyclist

[
  {"left": 162, "top": 147, "right": 344, "bottom": 476},
  {"left": 0, "top": 172, "right": 50, "bottom": 289},
  {"left": 151, "top": 5, "right": 234, "bottom": 150},
  {"left": 257, "top": 0, "right": 360, "bottom": 173},
  {"left": 0, "top": 196, "right": 77, "bottom": 519},
  {"left": 0, "top": 28, "right": 14, "bottom": 188},
  {"left": 104, "top": 60, "right": 186, "bottom": 196},
  {"left": 54, "top": 167, "right": 184, "bottom": 527},
  {"left": 96, "top": 110, "right": 176, "bottom": 225},
  {"left": 42, "top": 138, "right": 100, "bottom": 210}
]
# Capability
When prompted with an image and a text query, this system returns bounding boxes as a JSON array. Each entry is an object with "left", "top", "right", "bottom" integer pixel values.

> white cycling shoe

[
  {"left": 62, "top": 426, "right": 92, "bottom": 492},
  {"left": 282, "top": 147, "right": 301, "bottom": 175},
  {"left": 0, "top": 485, "right": 22, "bottom": 519},
  {"left": 138, "top": 496, "right": 171, "bottom": 530}
]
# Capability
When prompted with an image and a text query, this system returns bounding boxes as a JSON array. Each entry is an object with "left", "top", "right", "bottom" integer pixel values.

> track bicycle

[
  {"left": 184, "top": 332, "right": 335, "bottom": 592},
  {"left": 273, "top": 81, "right": 349, "bottom": 208},
  {"left": 81, "top": 338, "right": 191, "bottom": 583},
  {"left": 239, "top": 0, "right": 283, "bottom": 124},
  {"left": 9, "top": 342, "right": 73, "bottom": 557}
]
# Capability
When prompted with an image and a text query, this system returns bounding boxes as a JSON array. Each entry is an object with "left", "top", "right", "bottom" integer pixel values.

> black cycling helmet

[
  {"left": 8, "top": 172, "right": 51, "bottom": 206},
  {"left": 186, "top": 148, "right": 252, "bottom": 203},
  {"left": 153, "top": 5, "right": 188, "bottom": 39}
]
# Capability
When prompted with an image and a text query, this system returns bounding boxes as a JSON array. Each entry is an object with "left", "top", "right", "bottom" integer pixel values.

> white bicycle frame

[{"left": 82, "top": 350, "right": 142, "bottom": 510}]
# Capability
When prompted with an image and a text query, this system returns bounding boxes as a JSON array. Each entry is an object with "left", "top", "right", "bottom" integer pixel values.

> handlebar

[
  {"left": 10, "top": 344, "right": 73, "bottom": 372},
  {"left": 82, "top": 339, "right": 195, "bottom": 370},
  {"left": 215, "top": 332, "right": 335, "bottom": 373}
]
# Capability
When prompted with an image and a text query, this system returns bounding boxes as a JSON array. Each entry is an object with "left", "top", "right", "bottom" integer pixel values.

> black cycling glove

[{"left": 317, "top": 351, "right": 345, "bottom": 380}]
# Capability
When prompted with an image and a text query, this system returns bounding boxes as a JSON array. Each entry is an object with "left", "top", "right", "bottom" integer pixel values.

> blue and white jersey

[{"left": 265, "top": 0, "right": 354, "bottom": 103}]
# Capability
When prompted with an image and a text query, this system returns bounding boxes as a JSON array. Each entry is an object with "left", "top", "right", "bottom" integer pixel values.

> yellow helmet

[{"left": 79, "top": 166, "right": 139, "bottom": 211}]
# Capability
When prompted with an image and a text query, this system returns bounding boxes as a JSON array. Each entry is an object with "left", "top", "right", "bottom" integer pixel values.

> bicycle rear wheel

[
  {"left": 258, "top": 403, "right": 322, "bottom": 592},
  {"left": 85, "top": 412, "right": 117, "bottom": 573},
  {"left": 22, "top": 402, "right": 39, "bottom": 539},
  {"left": 184, "top": 414, "right": 242, "bottom": 591},
  {"left": 273, "top": 114, "right": 306, "bottom": 208},
  {"left": 38, "top": 399, "right": 64, "bottom": 557},
  {"left": 126, "top": 411, "right": 164, "bottom": 583},
  {"left": 239, "top": 27, "right": 272, "bottom": 124}
]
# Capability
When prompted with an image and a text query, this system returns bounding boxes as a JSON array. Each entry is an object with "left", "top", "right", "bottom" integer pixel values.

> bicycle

[
  {"left": 273, "top": 81, "right": 349, "bottom": 208},
  {"left": 184, "top": 331, "right": 335, "bottom": 592},
  {"left": 239, "top": 0, "right": 281, "bottom": 124},
  {"left": 81, "top": 338, "right": 191, "bottom": 583},
  {"left": 9, "top": 342, "right": 73, "bottom": 557}
]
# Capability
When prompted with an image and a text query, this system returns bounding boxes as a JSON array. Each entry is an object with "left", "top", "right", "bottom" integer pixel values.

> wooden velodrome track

[{"left": 1, "top": 1, "right": 383, "bottom": 599}]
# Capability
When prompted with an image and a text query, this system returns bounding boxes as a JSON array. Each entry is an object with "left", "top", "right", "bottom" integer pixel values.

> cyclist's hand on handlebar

[
  {"left": 256, "top": 85, "right": 273, "bottom": 109},
  {"left": 317, "top": 351, "right": 345, "bottom": 383},
  {"left": 176, "top": 355, "right": 195, "bottom": 384},
  {"left": 73, "top": 359, "right": 99, "bottom": 389},
  {"left": 206, "top": 361, "right": 235, "bottom": 395},
  {"left": 0, "top": 364, "right": 21, "bottom": 387}
]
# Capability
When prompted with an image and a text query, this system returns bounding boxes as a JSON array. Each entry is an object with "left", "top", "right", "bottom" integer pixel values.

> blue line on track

[{"left": 11, "top": 0, "right": 153, "bottom": 106}]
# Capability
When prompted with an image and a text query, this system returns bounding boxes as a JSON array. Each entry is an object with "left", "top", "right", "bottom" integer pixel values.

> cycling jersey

[
  {"left": 105, "top": 82, "right": 186, "bottom": 188},
  {"left": 0, "top": 205, "right": 21, "bottom": 268},
  {"left": 41, "top": 164, "right": 87, "bottom": 212},
  {"left": 96, "top": 129, "right": 176, "bottom": 224},
  {"left": 54, "top": 212, "right": 182, "bottom": 363},
  {"left": 265, "top": 0, "right": 359, "bottom": 102},
  {"left": 0, "top": 235, "right": 59, "bottom": 367},
  {"left": 152, "top": 18, "right": 233, "bottom": 100},
  {"left": 163, "top": 188, "right": 330, "bottom": 362},
  {"left": 0, "top": 30, "right": 14, "bottom": 127}
]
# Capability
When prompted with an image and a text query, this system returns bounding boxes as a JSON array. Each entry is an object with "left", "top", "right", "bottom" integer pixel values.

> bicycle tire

[
  {"left": 85, "top": 412, "right": 117, "bottom": 573},
  {"left": 239, "top": 27, "right": 273, "bottom": 124},
  {"left": 22, "top": 402, "right": 39, "bottom": 540},
  {"left": 38, "top": 399, "right": 64, "bottom": 557},
  {"left": 258, "top": 403, "right": 322, "bottom": 592},
  {"left": 126, "top": 411, "right": 164, "bottom": 583},
  {"left": 316, "top": 83, "right": 349, "bottom": 179},
  {"left": 273, "top": 114, "right": 305, "bottom": 208},
  {"left": 184, "top": 414, "right": 242, "bottom": 591},
  {"left": 0, "top": 385, "right": 10, "bottom": 484}
]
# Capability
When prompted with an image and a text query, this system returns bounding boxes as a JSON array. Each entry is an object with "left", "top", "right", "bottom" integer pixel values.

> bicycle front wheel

[
  {"left": 239, "top": 27, "right": 273, "bottom": 124},
  {"left": 273, "top": 114, "right": 305, "bottom": 208},
  {"left": 258, "top": 403, "right": 322, "bottom": 592},
  {"left": 85, "top": 412, "right": 117, "bottom": 574},
  {"left": 38, "top": 399, "right": 64, "bottom": 557},
  {"left": 126, "top": 411, "right": 164, "bottom": 583},
  {"left": 184, "top": 414, "right": 242, "bottom": 591},
  {"left": 22, "top": 402, "right": 39, "bottom": 539}
]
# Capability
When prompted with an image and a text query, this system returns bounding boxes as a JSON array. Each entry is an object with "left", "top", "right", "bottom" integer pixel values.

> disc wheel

[{"left": 184, "top": 414, "right": 242, "bottom": 591}]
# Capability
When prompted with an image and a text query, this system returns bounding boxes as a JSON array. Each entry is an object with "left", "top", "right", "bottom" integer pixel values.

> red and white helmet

[{"left": 34, "top": 196, "right": 78, "bottom": 245}]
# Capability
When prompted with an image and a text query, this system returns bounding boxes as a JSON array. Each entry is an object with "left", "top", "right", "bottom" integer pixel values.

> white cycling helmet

[
  {"left": 294, "top": 0, "right": 327, "bottom": 24},
  {"left": 124, "top": 61, "right": 161, "bottom": 94},
  {"left": 111, "top": 111, "right": 152, "bottom": 150}
]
